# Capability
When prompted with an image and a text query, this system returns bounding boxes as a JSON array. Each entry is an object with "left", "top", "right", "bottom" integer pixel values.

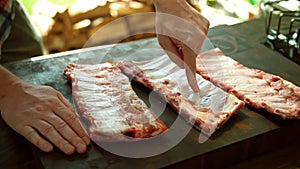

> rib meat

[
  {"left": 196, "top": 48, "right": 300, "bottom": 119},
  {"left": 117, "top": 55, "right": 244, "bottom": 137},
  {"left": 64, "top": 63, "right": 167, "bottom": 142}
]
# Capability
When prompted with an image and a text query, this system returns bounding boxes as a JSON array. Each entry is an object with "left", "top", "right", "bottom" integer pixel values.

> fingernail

[
  {"left": 64, "top": 144, "right": 74, "bottom": 153},
  {"left": 43, "top": 144, "right": 53, "bottom": 152},
  {"left": 76, "top": 143, "right": 86, "bottom": 153},
  {"left": 82, "top": 136, "right": 90, "bottom": 145}
]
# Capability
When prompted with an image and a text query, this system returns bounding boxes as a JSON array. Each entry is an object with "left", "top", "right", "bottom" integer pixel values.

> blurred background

[{"left": 19, "top": 0, "right": 262, "bottom": 54}]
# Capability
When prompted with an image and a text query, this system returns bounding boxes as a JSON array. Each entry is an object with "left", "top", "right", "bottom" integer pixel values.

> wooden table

[{"left": 2, "top": 18, "right": 300, "bottom": 169}]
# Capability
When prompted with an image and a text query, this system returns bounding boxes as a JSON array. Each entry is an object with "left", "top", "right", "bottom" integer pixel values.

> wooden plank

[{"left": 4, "top": 19, "right": 300, "bottom": 169}]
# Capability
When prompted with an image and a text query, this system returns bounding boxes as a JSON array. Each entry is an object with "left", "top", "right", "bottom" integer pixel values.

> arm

[
  {"left": 0, "top": 65, "right": 90, "bottom": 154},
  {"left": 153, "top": 0, "right": 210, "bottom": 92}
]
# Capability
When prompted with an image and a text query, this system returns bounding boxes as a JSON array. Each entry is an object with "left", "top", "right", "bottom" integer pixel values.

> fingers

[
  {"left": 168, "top": 38, "right": 200, "bottom": 92},
  {"left": 183, "top": 51, "right": 200, "bottom": 92},
  {"left": 56, "top": 92, "right": 90, "bottom": 145},
  {"left": 57, "top": 92, "right": 75, "bottom": 112},
  {"left": 41, "top": 113, "right": 88, "bottom": 154},
  {"left": 1, "top": 82, "right": 90, "bottom": 155},
  {"left": 157, "top": 35, "right": 184, "bottom": 69},
  {"left": 34, "top": 120, "right": 77, "bottom": 155},
  {"left": 21, "top": 118, "right": 87, "bottom": 155},
  {"left": 45, "top": 90, "right": 90, "bottom": 154},
  {"left": 176, "top": 38, "right": 199, "bottom": 92},
  {"left": 32, "top": 92, "right": 89, "bottom": 154},
  {"left": 20, "top": 126, "right": 53, "bottom": 153},
  {"left": 157, "top": 35, "right": 200, "bottom": 92}
]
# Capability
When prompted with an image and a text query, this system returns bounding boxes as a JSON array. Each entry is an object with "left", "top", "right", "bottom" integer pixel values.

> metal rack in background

[{"left": 261, "top": 0, "right": 300, "bottom": 61}]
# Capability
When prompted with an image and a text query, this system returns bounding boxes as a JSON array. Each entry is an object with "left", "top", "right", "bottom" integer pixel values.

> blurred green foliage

[{"left": 19, "top": 0, "right": 37, "bottom": 15}]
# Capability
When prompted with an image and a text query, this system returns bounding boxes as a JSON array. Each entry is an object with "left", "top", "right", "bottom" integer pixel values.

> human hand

[
  {"left": 0, "top": 78, "right": 90, "bottom": 155},
  {"left": 153, "top": 0, "right": 209, "bottom": 91}
]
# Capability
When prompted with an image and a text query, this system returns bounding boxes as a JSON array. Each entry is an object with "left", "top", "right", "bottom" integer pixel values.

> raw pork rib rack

[
  {"left": 196, "top": 48, "right": 300, "bottom": 119},
  {"left": 117, "top": 56, "right": 244, "bottom": 137},
  {"left": 64, "top": 63, "right": 167, "bottom": 142}
]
